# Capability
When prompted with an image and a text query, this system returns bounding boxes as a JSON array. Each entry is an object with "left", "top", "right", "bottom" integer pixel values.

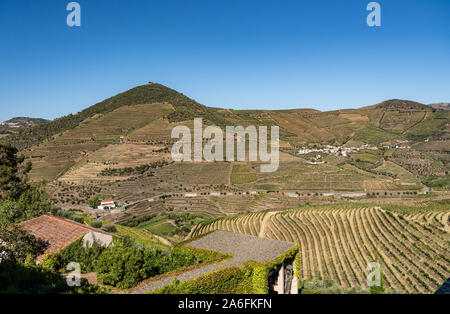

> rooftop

[{"left": 19, "top": 215, "right": 108, "bottom": 260}]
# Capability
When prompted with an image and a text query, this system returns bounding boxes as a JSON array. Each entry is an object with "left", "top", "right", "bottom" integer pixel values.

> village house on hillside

[
  {"left": 298, "top": 144, "right": 378, "bottom": 158},
  {"left": 98, "top": 199, "right": 116, "bottom": 210},
  {"left": 19, "top": 215, "right": 113, "bottom": 262}
]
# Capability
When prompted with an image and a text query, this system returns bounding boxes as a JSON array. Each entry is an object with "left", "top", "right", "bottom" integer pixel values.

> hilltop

[
  {"left": 0, "top": 83, "right": 230, "bottom": 150},
  {"left": 0, "top": 117, "right": 48, "bottom": 133},
  {"left": 375, "top": 99, "right": 431, "bottom": 111}
]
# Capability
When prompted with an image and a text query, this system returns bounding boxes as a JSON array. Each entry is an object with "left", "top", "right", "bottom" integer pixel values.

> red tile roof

[
  {"left": 19, "top": 215, "right": 107, "bottom": 261},
  {"left": 101, "top": 200, "right": 115, "bottom": 205}
]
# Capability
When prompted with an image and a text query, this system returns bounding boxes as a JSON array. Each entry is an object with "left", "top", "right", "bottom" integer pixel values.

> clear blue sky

[{"left": 0, "top": 0, "right": 449, "bottom": 121}]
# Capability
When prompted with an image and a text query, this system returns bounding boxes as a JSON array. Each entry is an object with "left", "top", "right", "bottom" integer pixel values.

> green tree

[
  {"left": 88, "top": 196, "right": 101, "bottom": 209},
  {"left": 0, "top": 142, "right": 32, "bottom": 200},
  {"left": 0, "top": 143, "right": 50, "bottom": 223},
  {"left": 0, "top": 183, "right": 50, "bottom": 223},
  {"left": 0, "top": 218, "right": 48, "bottom": 262}
]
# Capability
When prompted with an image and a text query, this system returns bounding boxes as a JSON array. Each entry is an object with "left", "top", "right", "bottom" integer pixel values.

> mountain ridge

[{"left": 1, "top": 83, "right": 448, "bottom": 152}]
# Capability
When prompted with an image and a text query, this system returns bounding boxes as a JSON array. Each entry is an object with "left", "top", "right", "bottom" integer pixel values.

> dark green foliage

[
  {"left": 93, "top": 243, "right": 203, "bottom": 289},
  {"left": 423, "top": 175, "right": 450, "bottom": 189},
  {"left": 0, "top": 183, "right": 50, "bottom": 223},
  {"left": 42, "top": 239, "right": 107, "bottom": 273},
  {"left": 120, "top": 214, "right": 157, "bottom": 227},
  {"left": 0, "top": 260, "right": 106, "bottom": 294},
  {"left": 370, "top": 285, "right": 386, "bottom": 294},
  {"left": 50, "top": 208, "right": 86, "bottom": 224},
  {"left": 90, "top": 220, "right": 103, "bottom": 228},
  {"left": 88, "top": 196, "right": 101, "bottom": 209},
  {"left": 0, "top": 143, "right": 50, "bottom": 223},
  {"left": 0, "top": 259, "right": 72, "bottom": 294},
  {"left": 0, "top": 142, "right": 31, "bottom": 200},
  {"left": 71, "top": 215, "right": 85, "bottom": 224},
  {"left": 0, "top": 144, "right": 51, "bottom": 262},
  {"left": 102, "top": 225, "right": 117, "bottom": 233},
  {"left": 0, "top": 219, "right": 48, "bottom": 262},
  {"left": 93, "top": 244, "right": 160, "bottom": 289}
]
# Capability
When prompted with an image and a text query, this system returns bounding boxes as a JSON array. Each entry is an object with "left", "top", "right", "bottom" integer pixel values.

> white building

[{"left": 98, "top": 200, "right": 116, "bottom": 210}]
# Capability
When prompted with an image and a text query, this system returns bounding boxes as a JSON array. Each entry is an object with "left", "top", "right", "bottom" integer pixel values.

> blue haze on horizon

[{"left": 0, "top": 0, "right": 449, "bottom": 122}]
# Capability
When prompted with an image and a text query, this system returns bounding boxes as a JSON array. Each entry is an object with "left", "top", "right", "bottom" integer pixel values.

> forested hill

[{"left": 0, "top": 83, "right": 228, "bottom": 150}]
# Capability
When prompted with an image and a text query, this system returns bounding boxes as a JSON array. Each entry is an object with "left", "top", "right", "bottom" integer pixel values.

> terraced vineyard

[
  {"left": 403, "top": 210, "right": 450, "bottom": 233},
  {"left": 191, "top": 206, "right": 450, "bottom": 293},
  {"left": 192, "top": 211, "right": 268, "bottom": 238}
]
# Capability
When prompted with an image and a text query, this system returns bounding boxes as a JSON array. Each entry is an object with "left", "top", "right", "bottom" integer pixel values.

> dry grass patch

[{"left": 59, "top": 143, "right": 170, "bottom": 183}]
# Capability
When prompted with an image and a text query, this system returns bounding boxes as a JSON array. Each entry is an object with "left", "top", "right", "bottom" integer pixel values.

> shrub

[
  {"left": 93, "top": 240, "right": 216, "bottom": 289},
  {"left": 102, "top": 225, "right": 117, "bottom": 233},
  {"left": 70, "top": 215, "right": 85, "bottom": 224},
  {"left": 41, "top": 254, "right": 64, "bottom": 272},
  {"left": 44, "top": 239, "right": 107, "bottom": 273},
  {"left": 93, "top": 242, "right": 173, "bottom": 289},
  {"left": 90, "top": 221, "right": 102, "bottom": 228}
]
